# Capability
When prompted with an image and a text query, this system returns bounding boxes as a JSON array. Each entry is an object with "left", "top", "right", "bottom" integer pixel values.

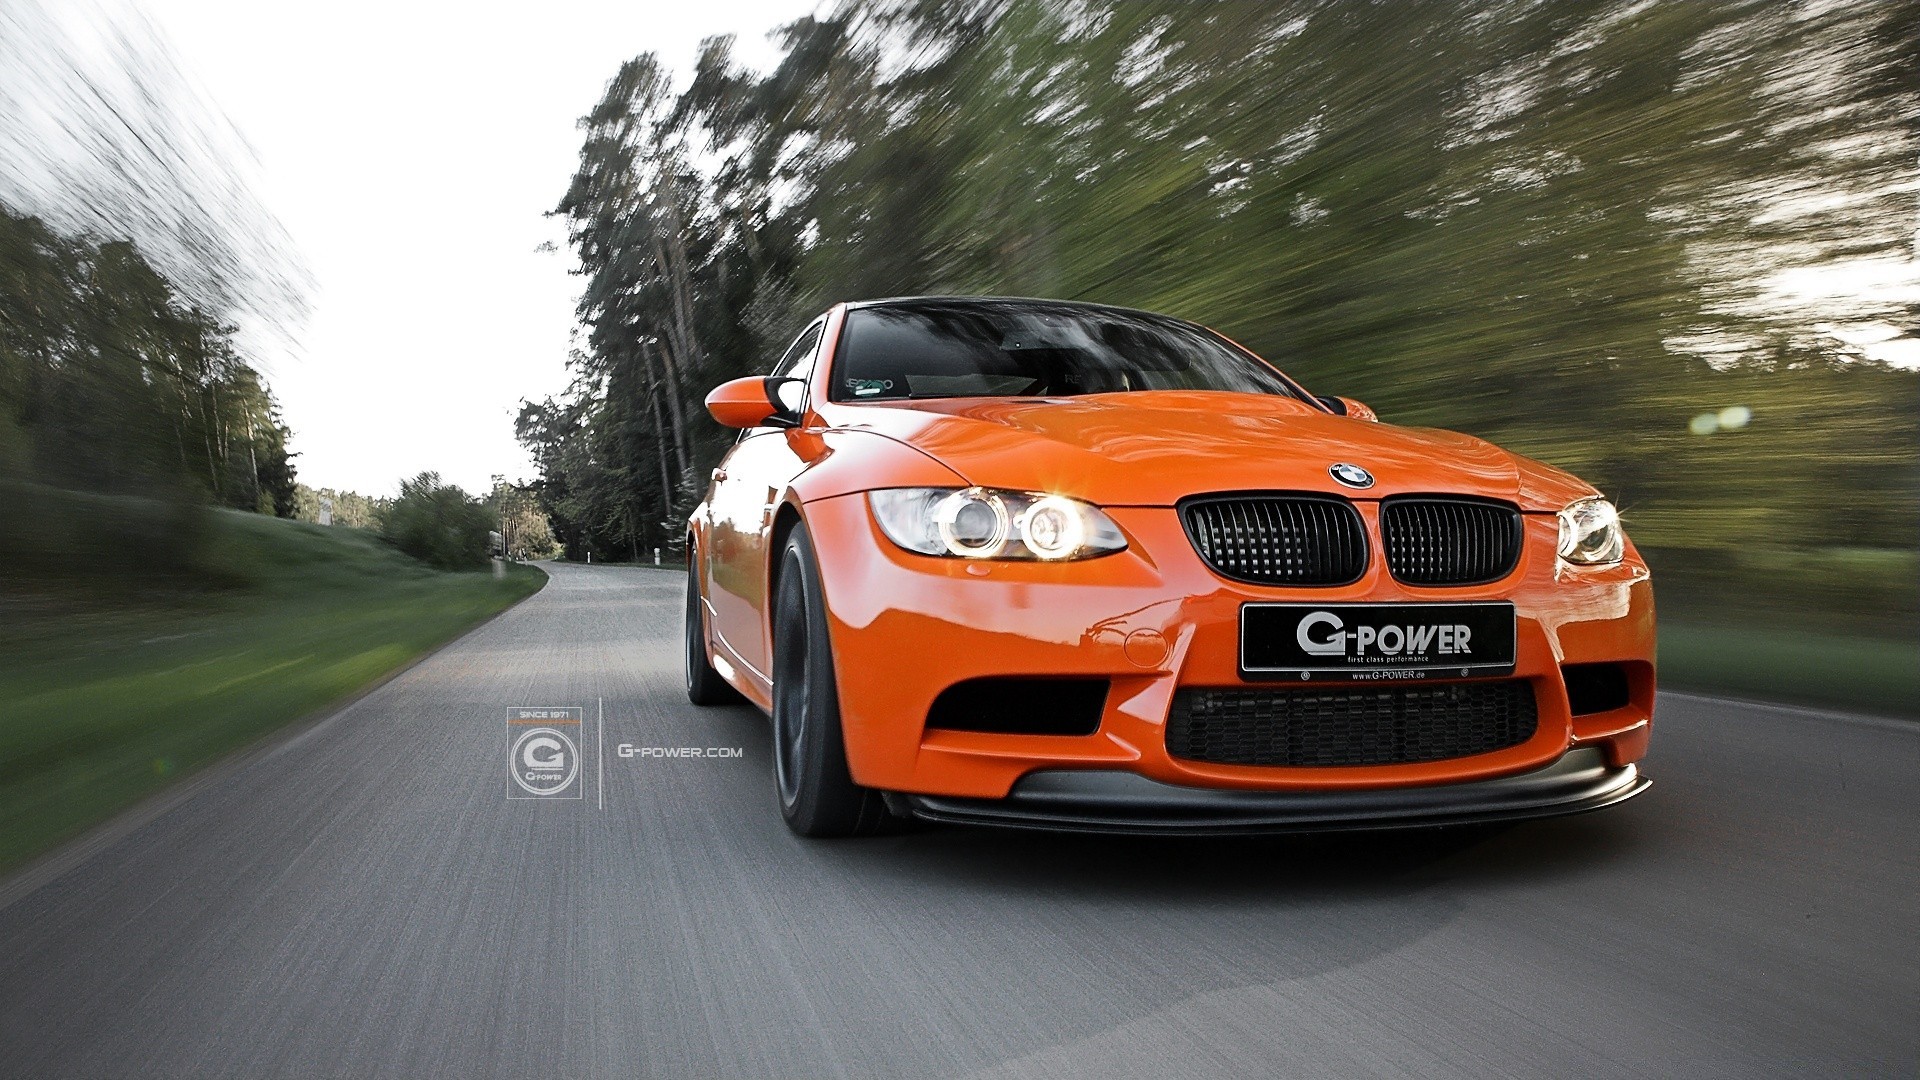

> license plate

[{"left": 1240, "top": 602, "right": 1516, "bottom": 682}]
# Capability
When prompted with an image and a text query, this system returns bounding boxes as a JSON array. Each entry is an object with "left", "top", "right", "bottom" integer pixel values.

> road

[{"left": 0, "top": 561, "right": 1913, "bottom": 1078}]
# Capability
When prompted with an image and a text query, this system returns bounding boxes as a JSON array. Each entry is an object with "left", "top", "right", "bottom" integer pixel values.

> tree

[
  {"left": 488, "top": 477, "right": 559, "bottom": 560},
  {"left": 381, "top": 473, "right": 493, "bottom": 571},
  {"left": 528, "top": 0, "right": 1919, "bottom": 630},
  {"left": 1, "top": 201, "right": 301, "bottom": 515}
]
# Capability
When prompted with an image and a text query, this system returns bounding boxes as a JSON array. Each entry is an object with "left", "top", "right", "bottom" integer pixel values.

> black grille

[
  {"left": 1181, "top": 495, "right": 1367, "bottom": 586},
  {"left": 1166, "top": 681, "right": 1537, "bottom": 767},
  {"left": 1382, "top": 498, "right": 1523, "bottom": 585}
]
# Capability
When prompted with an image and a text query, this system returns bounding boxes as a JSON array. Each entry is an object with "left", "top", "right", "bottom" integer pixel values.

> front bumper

[
  {"left": 899, "top": 747, "right": 1647, "bottom": 834},
  {"left": 803, "top": 491, "right": 1656, "bottom": 804}
]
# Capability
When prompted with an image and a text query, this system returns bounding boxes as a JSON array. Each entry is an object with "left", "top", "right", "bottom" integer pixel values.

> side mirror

[
  {"left": 706, "top": 376, "right": 806, "bottom": 429},
  {"left": 1316, "top": 395, "right": 1378, "bottom": 423}
]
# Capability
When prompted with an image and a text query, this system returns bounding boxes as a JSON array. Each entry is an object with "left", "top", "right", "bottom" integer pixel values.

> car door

[{"left": 703, "top": 321, "right": 824, "bottom": 686}]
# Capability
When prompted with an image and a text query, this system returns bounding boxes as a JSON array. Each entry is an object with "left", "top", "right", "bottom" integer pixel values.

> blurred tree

[
  {"left": 2, "top": 0, "right": 309, "bottom": 578},
  {"left": 540, "top": 36, "right": 823, "bottom": 560},
  {"left": 531, "top": 0, "right": 1919, "bottom": 629},
  {"left": 1, "top": 202, "right": 299, "bottom": 516}
]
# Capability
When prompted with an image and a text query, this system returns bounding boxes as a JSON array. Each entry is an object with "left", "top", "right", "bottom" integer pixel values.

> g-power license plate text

[{"left": 1240, "top": 602, "right": 1516, "bottom": 682}]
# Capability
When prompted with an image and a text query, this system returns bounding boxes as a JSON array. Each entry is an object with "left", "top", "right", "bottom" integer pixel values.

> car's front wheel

[{"left": 771, "top": 525, "right": 892, "bottom": 837}]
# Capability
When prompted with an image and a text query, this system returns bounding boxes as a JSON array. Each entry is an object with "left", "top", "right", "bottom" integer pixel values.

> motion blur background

[
  {"left": 0, "top": 0, "right": 1915, "bottom": 865},
  {"left": 526, "top": 0, "right": 1917, "bottom": 705},
  {"left": 526, "top": 2, "right": 1920, "bottom": 630}
]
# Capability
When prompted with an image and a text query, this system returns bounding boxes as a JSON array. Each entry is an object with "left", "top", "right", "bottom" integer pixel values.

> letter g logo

[
  {"left": 510, "top": 726, "right": 580, "bottom": 796},
  {"left": 522, "top": 737, "right": 565, "bottom": 770},
  {"left": 1297, "top": 611, "right": 1347, "bottom": 656}
]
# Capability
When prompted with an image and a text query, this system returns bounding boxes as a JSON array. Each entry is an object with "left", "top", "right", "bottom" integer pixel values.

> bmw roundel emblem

[{"left": 1329, "top": 463, "right": 1374, "bottom": 488}]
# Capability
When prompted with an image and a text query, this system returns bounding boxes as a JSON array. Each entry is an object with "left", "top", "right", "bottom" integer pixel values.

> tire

[
  {"left": 771, "top": 525, "right": 892, "bottom": 838},
  {"left": 684, "top": 551, "right": 741, "bottom": 706}
]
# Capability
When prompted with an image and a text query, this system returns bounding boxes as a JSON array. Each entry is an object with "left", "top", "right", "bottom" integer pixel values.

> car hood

[{"left": 835, "top": 391, "right": 1596, "bottom": 510}]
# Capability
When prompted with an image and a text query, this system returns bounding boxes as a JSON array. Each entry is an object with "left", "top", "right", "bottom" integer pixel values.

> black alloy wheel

[{"left": 770, "top": 526, "right": 893, "bottom": 837}]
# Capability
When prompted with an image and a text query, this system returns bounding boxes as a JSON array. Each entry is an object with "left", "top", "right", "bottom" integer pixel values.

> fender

[
  {"left": 690, "top": 427, "right": 967, "bottom": 708},
  {"left": 758, "top": 430, "right": 968, "bottom": 657},
  {"left": 786, "top": 428, "right": 969, "bottom": 507}
]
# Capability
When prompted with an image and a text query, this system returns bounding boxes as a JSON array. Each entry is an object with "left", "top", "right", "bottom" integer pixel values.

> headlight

[
  {"left": 1557, "top": 497, "right": 1625, "bottom": 565},
  {"left": 868, "top": 487, "right": 1128, "bottom": 560}
]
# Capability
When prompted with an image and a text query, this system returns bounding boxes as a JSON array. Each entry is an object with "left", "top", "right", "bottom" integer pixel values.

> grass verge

[
  {"left": 0, "top": 511, "right": 545, "bottom": 874},
  {"left": 1659, "top": 622, "right": 1916, "bottom": 719}
]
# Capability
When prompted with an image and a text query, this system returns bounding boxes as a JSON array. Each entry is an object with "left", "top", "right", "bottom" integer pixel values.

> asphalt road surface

[{"left": 1, "top": 562, "right": 1914, "bottom": 1078}]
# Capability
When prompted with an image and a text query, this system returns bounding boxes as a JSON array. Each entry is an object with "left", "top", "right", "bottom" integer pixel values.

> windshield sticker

[{"left": 848, "top": 378, "right": 894, "bottom": 397}]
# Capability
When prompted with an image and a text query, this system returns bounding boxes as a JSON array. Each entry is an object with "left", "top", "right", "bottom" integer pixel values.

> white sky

[{"left": 143, "top": 0, "right": 815, "bottom": 496}]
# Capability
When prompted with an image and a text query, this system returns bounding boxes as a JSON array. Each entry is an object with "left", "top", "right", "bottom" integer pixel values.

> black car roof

[{"left": 844, "top": 295, "right": 1184, "bottom": 323}]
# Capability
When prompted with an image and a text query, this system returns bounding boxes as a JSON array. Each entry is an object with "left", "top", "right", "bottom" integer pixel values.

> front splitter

[{"left": 898, "top": 747, "right": 1647, "bottom": 835}]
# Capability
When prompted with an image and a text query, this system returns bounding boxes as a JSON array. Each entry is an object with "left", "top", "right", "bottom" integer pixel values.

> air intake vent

[
  {"left": 1167, "top": 681, "right": 1537, "bottom": 767},
  {"left": 1181, "top": 495, "right": 1367, "bottom": 586},
  {"left": 927, "top": 678, "right": 1109, "bottom": 736},
  {"left": 1563, "top": 663, "right": 1632, "bottom": 715},
  {"left": 1381, "top": 498, "right": 1523, "bottom": 586}
]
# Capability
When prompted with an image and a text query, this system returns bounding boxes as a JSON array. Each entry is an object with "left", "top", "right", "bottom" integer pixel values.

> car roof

[{"left": 844, "top": 295, "right": 1185, "bottom": 323}]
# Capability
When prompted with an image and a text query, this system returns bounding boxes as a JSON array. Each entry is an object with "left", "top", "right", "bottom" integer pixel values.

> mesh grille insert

[
  {"left": 1167, "top": 681, "right": 1537, "bottom": 767},
  {"left": 1181, "top": 496, "right": 1367, "bottom": 586}
]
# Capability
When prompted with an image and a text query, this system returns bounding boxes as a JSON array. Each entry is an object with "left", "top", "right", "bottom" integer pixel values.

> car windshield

[{"left": 829, "top": 300, "right": 1306, "bottom": 402}]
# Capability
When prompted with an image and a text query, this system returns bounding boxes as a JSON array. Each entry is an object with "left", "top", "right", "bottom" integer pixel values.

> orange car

[{"left": 687, "top": 297, "right": 1653, "bottom": 837}]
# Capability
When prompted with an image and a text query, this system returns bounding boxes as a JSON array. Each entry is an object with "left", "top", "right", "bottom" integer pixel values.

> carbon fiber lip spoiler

[{"left": 898, "top": 748, "right": 1647, "bottom": 835}]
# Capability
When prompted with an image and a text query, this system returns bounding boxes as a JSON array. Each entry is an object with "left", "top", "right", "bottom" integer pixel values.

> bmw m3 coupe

[{"left": 686, "top": 296, "right": 1653, "bottom": 837}]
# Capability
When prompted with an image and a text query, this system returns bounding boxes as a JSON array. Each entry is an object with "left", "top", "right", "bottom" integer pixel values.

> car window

[
  {"left": 771, "top": 323, "right": 824, "bottom": 381},
  {"left": 734, "top": 322, "right": 824, "bottom": 440},
  {"left": 829, "top": 300, "right": 1304, "bottom": 402}
]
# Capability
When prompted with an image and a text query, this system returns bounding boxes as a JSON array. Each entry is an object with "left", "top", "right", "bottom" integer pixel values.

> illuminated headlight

[
  {"left": 868, "top": 487, "right": 1127, "bottom": 560},
  {"left": 1557, "top": 497, "right": 1625, "bottom": 566}
]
